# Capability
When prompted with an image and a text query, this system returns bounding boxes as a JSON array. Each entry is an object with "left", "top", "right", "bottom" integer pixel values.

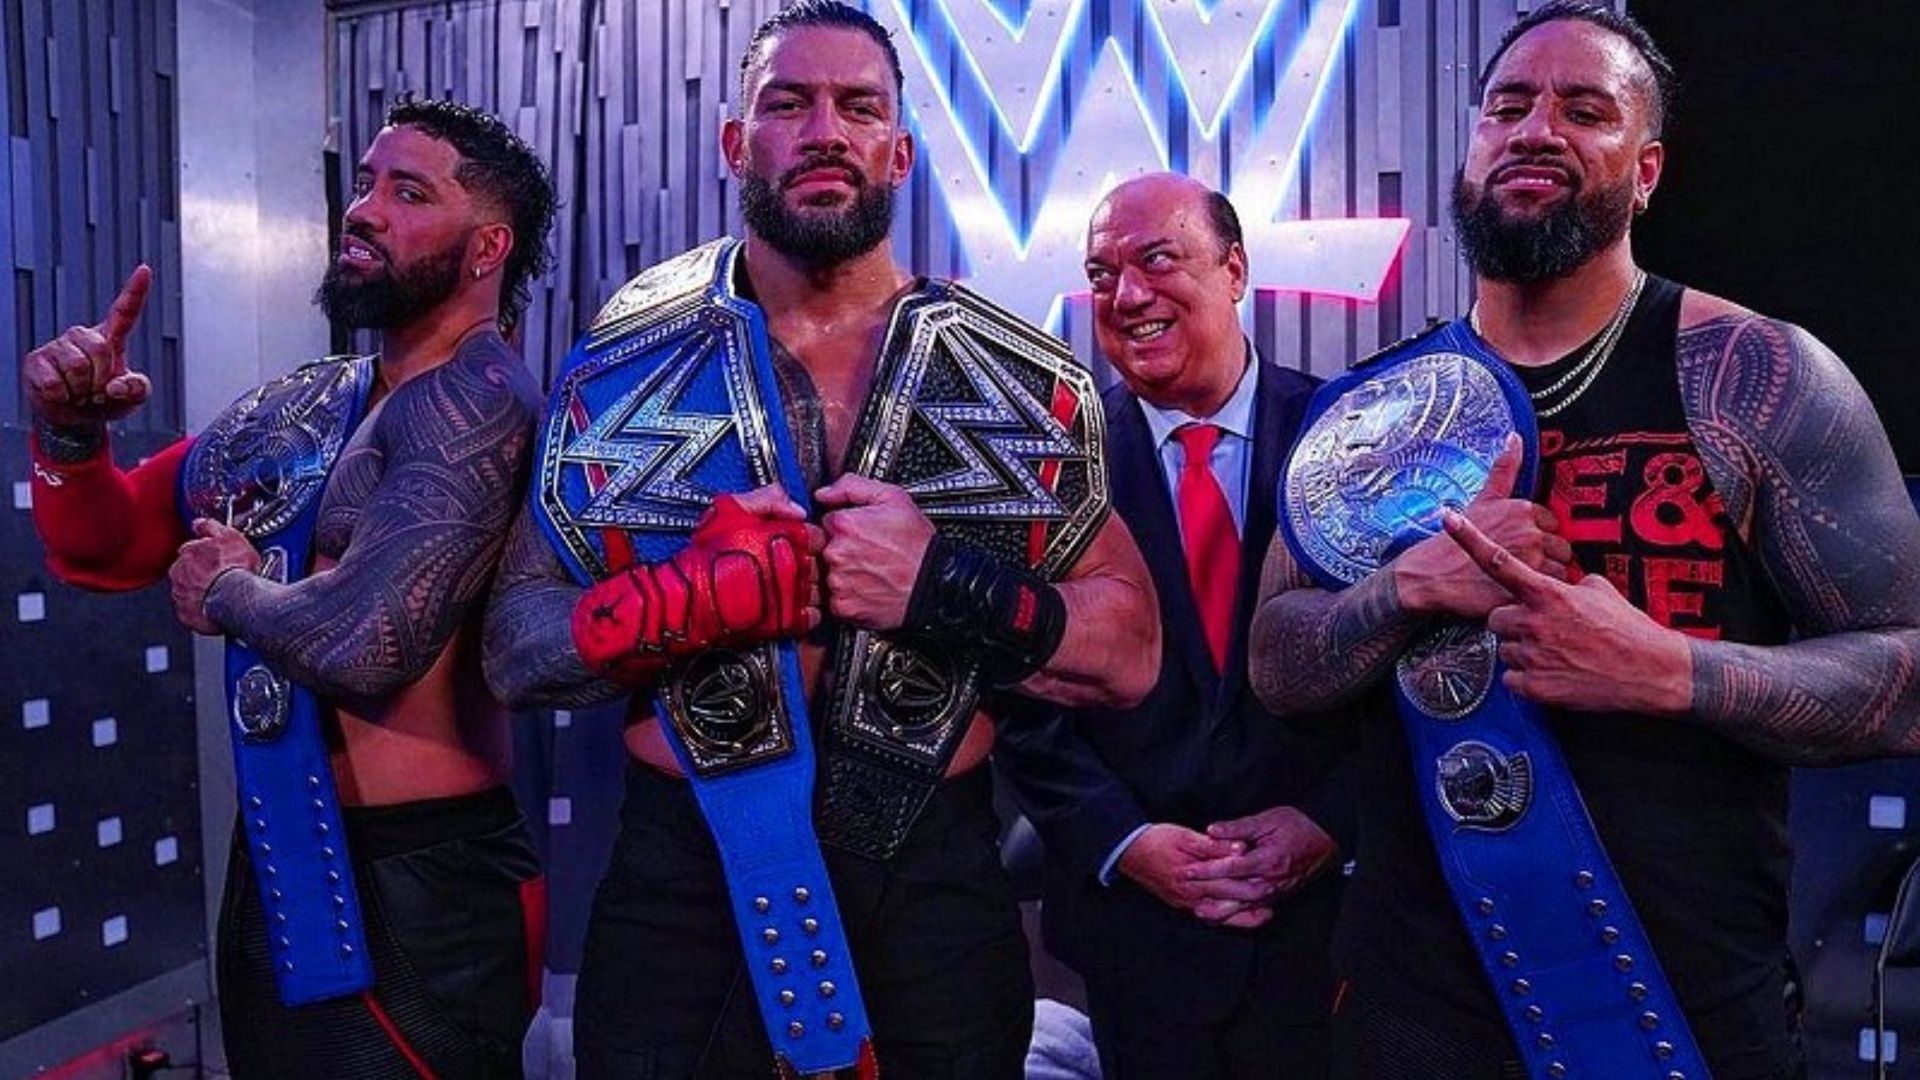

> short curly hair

[{"left": 384, "top": 96, "right": 557, "bottom": 335}]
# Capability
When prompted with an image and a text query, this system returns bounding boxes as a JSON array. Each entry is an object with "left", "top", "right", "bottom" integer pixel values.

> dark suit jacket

[{"left": 997, "top": 357, "right": 1356, "bottom": 1025}]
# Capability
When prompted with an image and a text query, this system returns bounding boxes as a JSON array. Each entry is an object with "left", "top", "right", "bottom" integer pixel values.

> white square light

[
  {"left": 144, "top": 645, "right": 170, "bottom": 673},
  {"left": 22, "top": 699, "right": 50, "bottom": 729},
  {"left": 13, "top": 480, "right": 32, "bottom": 510},
  {"left": 32, "top": 907, "right": 60, "bottom": 940},
  {"left": 548, "top": 797, "right": 573, "bottom": 826},
  {"left": 101, "top": 915, "right": 128, "bottom": 947},
  {"left": 1860, "top": 1027, "right": 1898, "bottom": 1063},
  {"left": 18, "top": 592, "right": 45, "bottom": 622},
  {"left": 97, "top": 816, "right": 123, "bottom": 847},
  {"left": 154, "top": 835, "right": 179, "bottom": 866},
  {"left": 1871, "top": 795, "right": 1908, "bottom": 830},
  {"left": 553, "top": 709, "right": 573, "bottom": 729},
  {"left": 27, "top": 803, "right": 55, "bottom": 835},
  {"left": 92, "top": 717, "right": 118, "bottom": 747}
]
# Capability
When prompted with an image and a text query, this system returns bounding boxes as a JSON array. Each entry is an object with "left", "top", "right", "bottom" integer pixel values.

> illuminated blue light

[{"left": 877, "top": 0, "right": 1410, "bottom": 325}]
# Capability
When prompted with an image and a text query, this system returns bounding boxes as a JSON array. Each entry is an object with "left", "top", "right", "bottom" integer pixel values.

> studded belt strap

[
  {"left": 1280, "top": 323, "right": 1708, "bottom": 1079},
  {"left": 533, "top": 239, "right": 876, "bottom": 1075},
  {"left": 180, "top": 356, "right": 378, "bottom": 1005},
  {"left": 1395, "top": 627, "right": 1708, "bottom": 1079}
]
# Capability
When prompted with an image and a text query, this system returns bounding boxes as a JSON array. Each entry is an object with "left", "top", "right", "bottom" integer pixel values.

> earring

[{"left": 473, "top": 266, "right": 483, "bottom": 279}]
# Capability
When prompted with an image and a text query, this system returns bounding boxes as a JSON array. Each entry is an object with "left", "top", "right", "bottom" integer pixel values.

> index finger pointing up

[
  {"left": 1441, "top": 507, "right": 1557, "bottom": 603},
  {"left": 96, "top": 265, "right": 153, "bottom": 351}
]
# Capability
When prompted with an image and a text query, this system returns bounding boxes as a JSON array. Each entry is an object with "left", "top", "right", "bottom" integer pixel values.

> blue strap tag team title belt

[
  {"left": 532, "top": 238, "right": 874, "bottom": 1077},
  {"left": 1278, "top": 322, "right": 1709, "bottom": 1080},
  {"left": 178, "top": 356, "right": 378, "bottom": 1006}
]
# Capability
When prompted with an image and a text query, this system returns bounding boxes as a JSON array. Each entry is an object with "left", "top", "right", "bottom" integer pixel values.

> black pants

[
  {"left": 218, "top": 787, "right": 541, "bottom": 1079},
  {"left": 1078, "top": 882, "right": 1339, "bottom": 1080},
  {"left": 575, "top": 764, "right": 1034, "bottom": 1079},
  {"left": 1085, "top": 974, "right": 1329, "bottom": 1080},
  {"left": 1329, "top": 973, "right": 1808, "bottom": 1080}
]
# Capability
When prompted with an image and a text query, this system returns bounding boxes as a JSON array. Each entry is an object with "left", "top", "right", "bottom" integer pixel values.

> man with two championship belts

[
  {"left": 26, "top": 99, "right": 555, "bottom": 1078},
  {"left": 1252, "top": 4, "right": 1920, "bottom": 1078},
  {"left": 482, "top": 3, "right": 1158, "bottom": 1077}
]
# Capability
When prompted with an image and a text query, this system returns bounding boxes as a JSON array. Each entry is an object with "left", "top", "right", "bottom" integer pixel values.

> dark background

[{"left": 1630, "top": 1, "right": 1917, "bottom": 470}]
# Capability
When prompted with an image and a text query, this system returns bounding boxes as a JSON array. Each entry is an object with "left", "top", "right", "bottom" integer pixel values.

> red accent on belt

[
  {"left": 1027, "top": 380, "right": 1082, "bottom": 567},
  {"left": 568, "top": 395, "right": 636, "bottom": 571},
  {"left": 775, "top": 1037, "right": 882, "bottom": 1080}
]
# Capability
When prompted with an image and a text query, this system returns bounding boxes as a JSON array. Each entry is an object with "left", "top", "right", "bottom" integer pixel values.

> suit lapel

[
  {"left": 1108, "top": 392, "right": 1219, "bottom": 701},
  {"left": 1219, "top": 362, "right": 1287, "bottom": 710}
]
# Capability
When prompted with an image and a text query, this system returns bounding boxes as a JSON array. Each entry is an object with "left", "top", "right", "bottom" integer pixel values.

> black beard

[
  {"left": 1451, "top": 168, "right": 1636, "bottom": 284},
  {"left": 739, "top": 165, "right": 893, "bottom": 268},
  {"left": 315, "top": 229, "right": 469, "bottom": 329}
]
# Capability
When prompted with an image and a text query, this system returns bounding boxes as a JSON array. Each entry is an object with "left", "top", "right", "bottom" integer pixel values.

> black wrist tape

[
  {"left": 904, "top": 534, "right": 1067, "bottom": 683},
  {"left": 33, "top": 418, "right": 105, "bottom": 464}
]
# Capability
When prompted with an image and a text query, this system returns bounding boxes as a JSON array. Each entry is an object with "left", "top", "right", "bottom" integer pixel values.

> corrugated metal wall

[
  {"left": 0, "top": 0, "right": 183, "bottom": 432},
  {"left": 327, "top": 0, "right": 1545, "bottom": 387}
]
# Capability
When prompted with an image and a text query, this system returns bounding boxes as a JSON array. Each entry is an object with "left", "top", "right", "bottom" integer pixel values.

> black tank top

[{"left": 1336, "top": 277, "right": 1802, "bottom": 1080}]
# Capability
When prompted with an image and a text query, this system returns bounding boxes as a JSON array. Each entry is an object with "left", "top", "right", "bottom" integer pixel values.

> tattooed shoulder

[
  {"left": 376, "top": 334, "right": 541, "bottom": 466},
  {"left": 1675, "top": 297, "right": 1918, "bottom": 635}
]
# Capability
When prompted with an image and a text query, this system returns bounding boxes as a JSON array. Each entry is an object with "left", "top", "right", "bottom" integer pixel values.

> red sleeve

[{"left": 30, "top": 431, "right": 194, "bottom": 591}]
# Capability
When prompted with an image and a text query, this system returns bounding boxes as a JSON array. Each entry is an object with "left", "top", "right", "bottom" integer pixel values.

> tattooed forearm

[
  {"left": 1250, "top": 534, "right": 1423, "bottom": 714},
  {"left": 1676, "top": 313, "right": 1920, "bottom": 762},
  {"left": 481, "top": 506, "right": 631, "bottom": 710},
  {"left": 206, "top": 335, "right": 539, "bottom": 705},
  {"left": 1690, "top": 632, "right": 1920, "bottom": 764}
]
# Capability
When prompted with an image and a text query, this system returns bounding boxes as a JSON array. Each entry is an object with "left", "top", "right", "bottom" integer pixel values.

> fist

[
  {"left": 169, "top": 519, "right": 264, "bottom": 635},
  {"left": 572, "top": 487, "right": 823, "bottom": 681},
  {"left": 814, "top": 474, "right": 935, "bottom": 631}
]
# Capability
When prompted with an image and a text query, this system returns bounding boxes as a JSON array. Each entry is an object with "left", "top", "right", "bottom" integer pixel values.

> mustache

[{"left": 780, "top": 158, "right": 862, "bottom": 190}]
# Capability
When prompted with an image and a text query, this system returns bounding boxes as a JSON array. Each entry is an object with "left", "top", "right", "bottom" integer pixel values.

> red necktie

[{"left": 1175, "top": 423, "right": 1240, "bottom": 673}]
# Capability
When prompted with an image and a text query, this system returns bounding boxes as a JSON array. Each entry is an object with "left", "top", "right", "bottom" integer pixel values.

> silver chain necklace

[{"left": 1471, "top": 270, "right": 1648, "bottom": 418}]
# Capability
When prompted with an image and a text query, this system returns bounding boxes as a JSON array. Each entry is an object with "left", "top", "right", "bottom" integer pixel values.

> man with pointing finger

[
  {"left": 1250, "top": 4, "right": 1920, "bottom": 1078},
  {"left": 26, "top": 98, "right": 555, "bottom": 1078}
]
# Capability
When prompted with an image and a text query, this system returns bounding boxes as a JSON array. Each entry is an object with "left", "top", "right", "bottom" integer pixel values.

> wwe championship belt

[
  {"left": 817, "top": 281, "right": 1107, "bottom": 861},
  {"left": 532, "top": 238, "right": 874, "bottom": 1077},
  {"left": 178, "top": 356, "right": 378, "bottom": 1006},
  {"left": 1279, "top": 323, "right": 1709, "bottom": 1080}
]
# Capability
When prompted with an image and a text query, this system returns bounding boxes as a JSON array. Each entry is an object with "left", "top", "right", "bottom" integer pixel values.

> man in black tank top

[{"left": 1248, "top": 3, "right": 1920, "bottom": 1078}]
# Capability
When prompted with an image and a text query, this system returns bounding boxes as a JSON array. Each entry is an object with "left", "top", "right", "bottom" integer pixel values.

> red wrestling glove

[{"left": 571, "top": 494, "right": 815, "bottom": 684}]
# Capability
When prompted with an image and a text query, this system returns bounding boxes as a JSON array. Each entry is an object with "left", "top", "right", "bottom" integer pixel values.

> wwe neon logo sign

[{"left": 871, "top": 0, "right": 1411, "bottom": 327}]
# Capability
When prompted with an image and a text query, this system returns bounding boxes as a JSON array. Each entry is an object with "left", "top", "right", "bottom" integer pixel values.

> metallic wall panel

[
  {"left": 0, "top": 0, "right": 182, "bottom": 432},
  {"left": 0, "top": 428, "right": 204, "bottom": 1045}
]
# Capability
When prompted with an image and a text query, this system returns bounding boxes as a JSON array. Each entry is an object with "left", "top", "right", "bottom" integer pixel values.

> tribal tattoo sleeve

[
  {"left": 1680, "top": 314, "right": 1920, "bottom": 763},
  {"left": 479, "top": 502, "right": 633, "bottom": 710},
  {"left": 1249, "top": 531, "right": 1423, "bottom": 714},
  {"left": 204, "top": 336, "right": 540, "bottom": 706}
]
